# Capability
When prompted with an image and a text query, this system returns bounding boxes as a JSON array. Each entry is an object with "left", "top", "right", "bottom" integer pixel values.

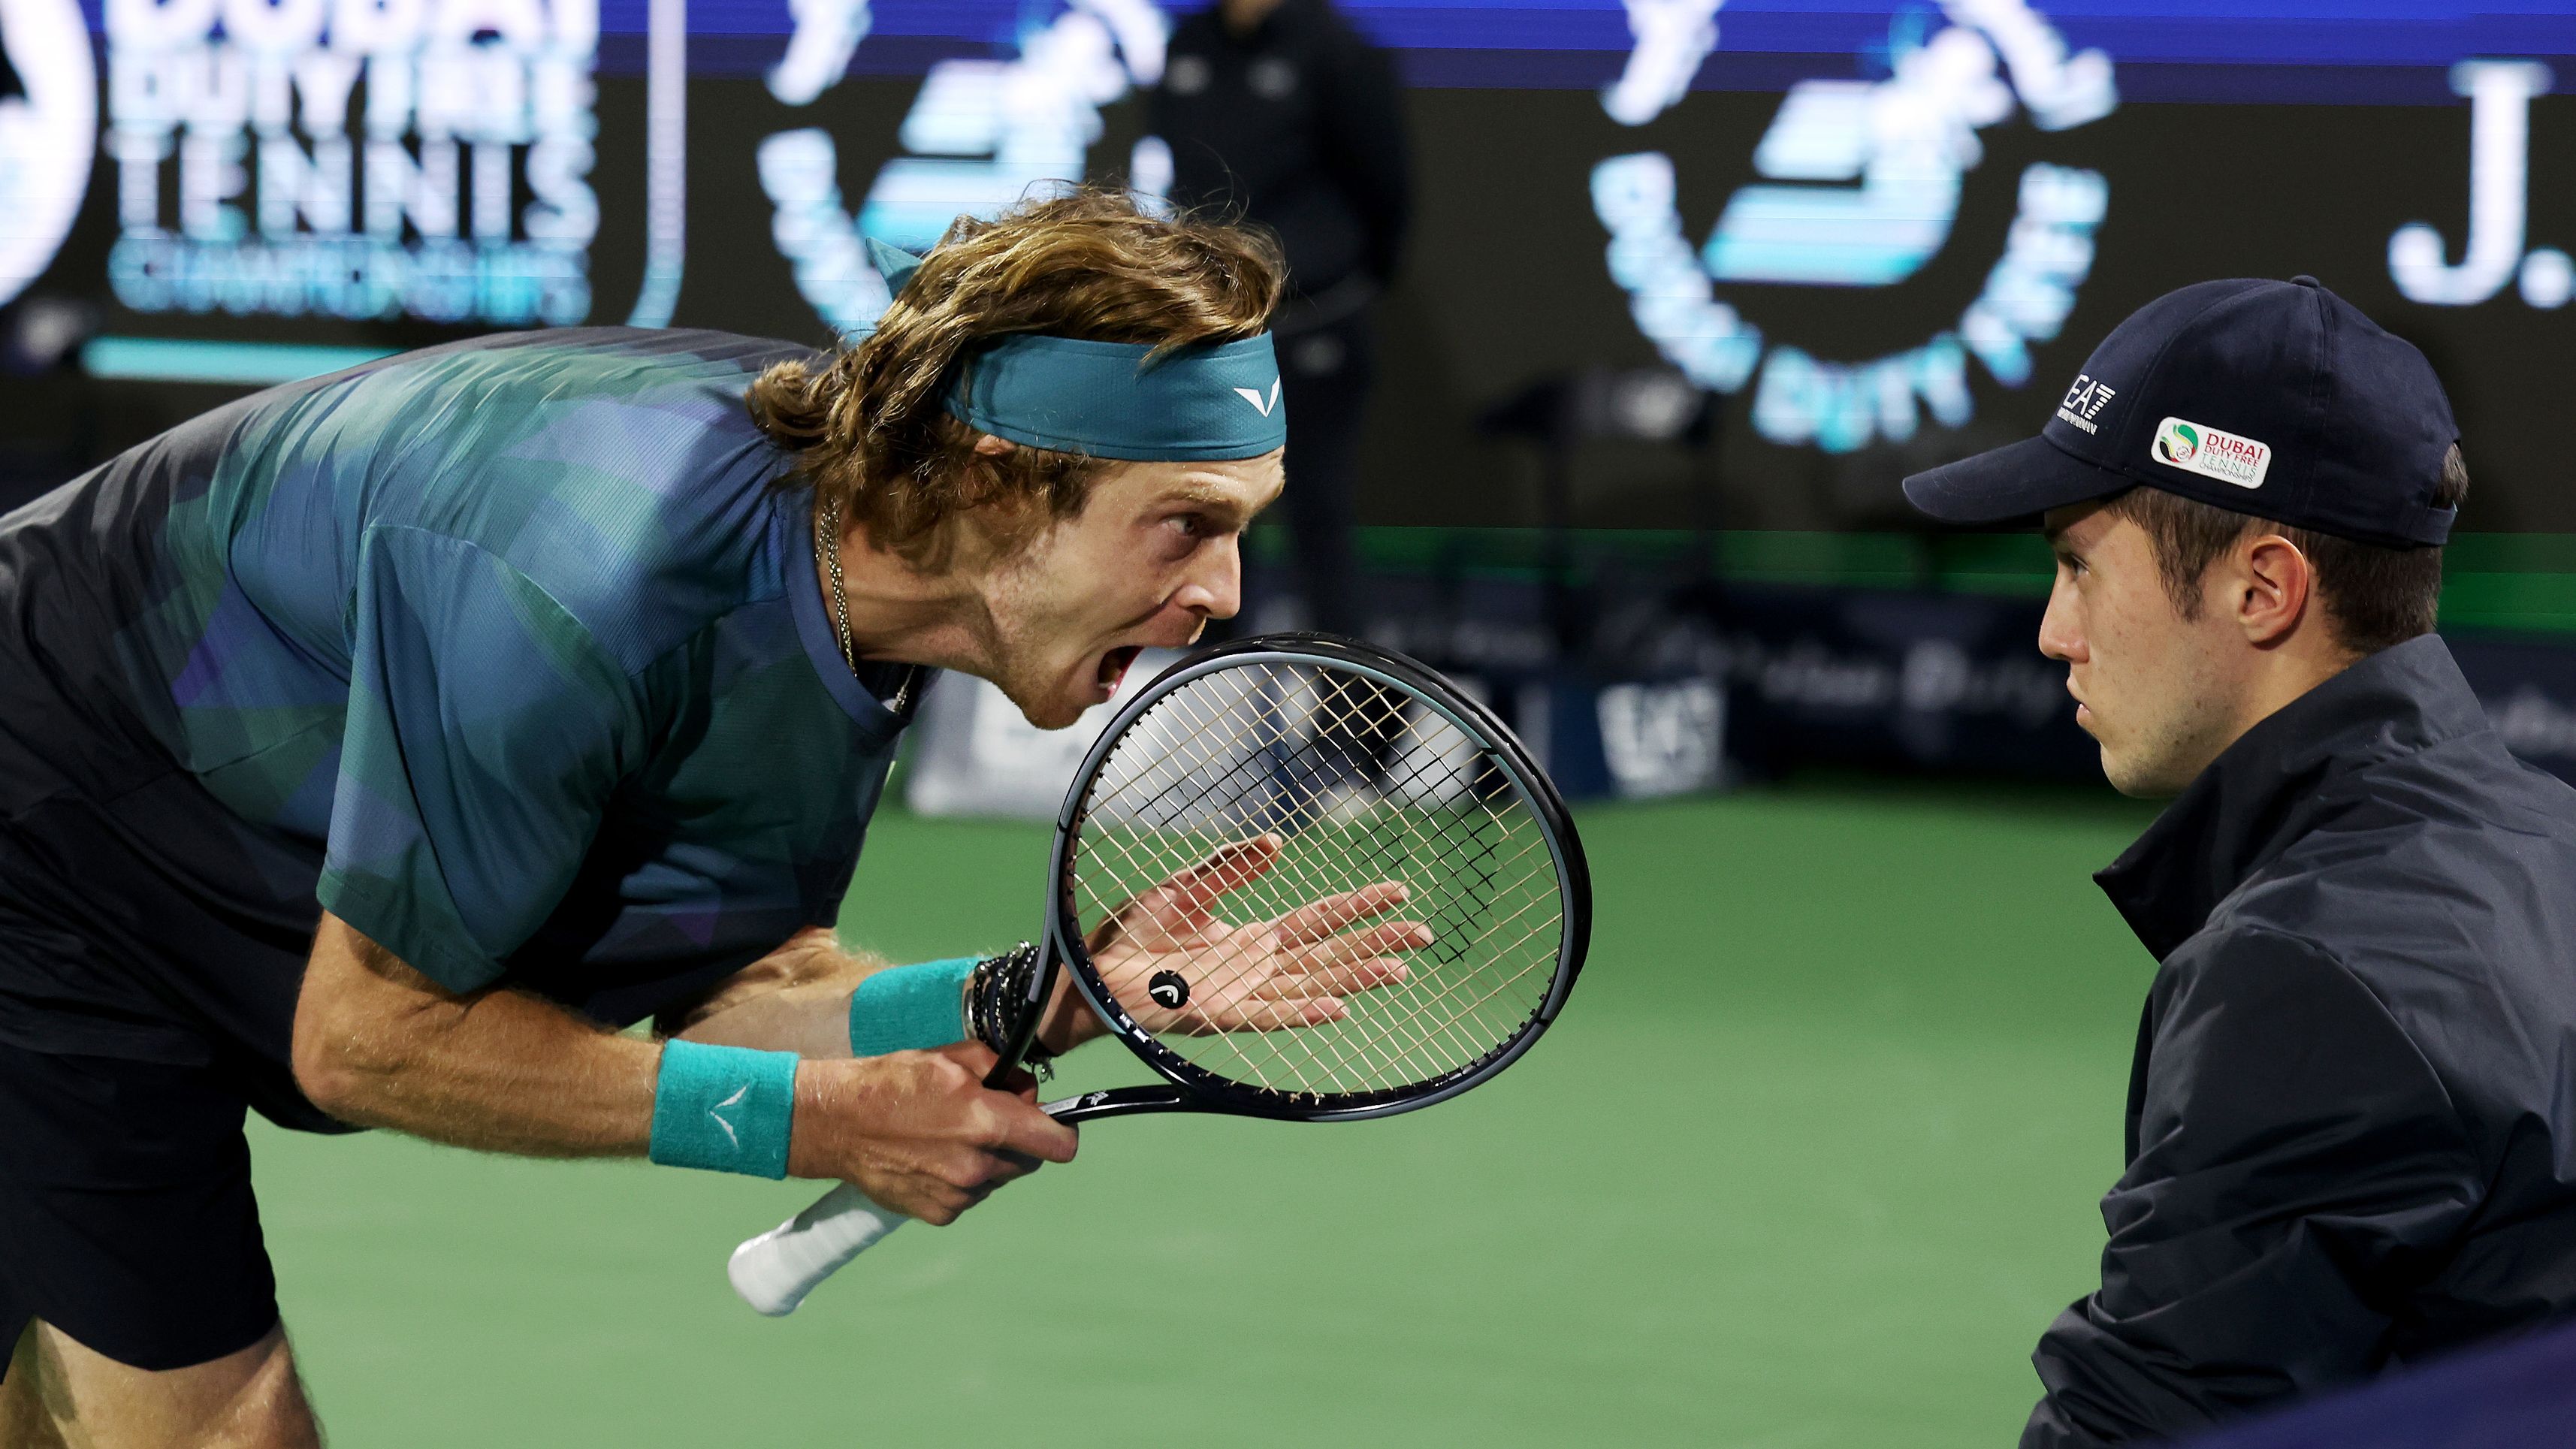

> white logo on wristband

[{"left": 709, "top": 1084, "right": 750, "bottom": 1146}]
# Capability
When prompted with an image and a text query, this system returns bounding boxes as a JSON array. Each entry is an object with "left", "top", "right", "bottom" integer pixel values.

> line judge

[{"left": 1907, "top": 276, "right": 2576, "bottom": 1445}]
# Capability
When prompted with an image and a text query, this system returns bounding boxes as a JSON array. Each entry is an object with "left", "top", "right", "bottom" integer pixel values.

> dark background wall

[{"left": 6, "top": 6, "right": 2573, "bottom": 532}]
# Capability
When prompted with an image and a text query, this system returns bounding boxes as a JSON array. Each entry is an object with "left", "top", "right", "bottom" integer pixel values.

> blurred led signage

[
  {"left": 2391, "top": 60, "right": 2570, "bottom": 309},
  {"left": 1593, "top": 0, "right": 2116, "bottom": 454},
  {"left": 17, "top": 0, "right": 2574, "bottom": 503},
  {"left": 0, "top": 0, "right": 98, "bottom": 308},
  {"left": 759, "top": 0, "right": 1167, "bottom": 335},
  {"left": 101, "top": 0, "right": 602, "bottom": 325}
]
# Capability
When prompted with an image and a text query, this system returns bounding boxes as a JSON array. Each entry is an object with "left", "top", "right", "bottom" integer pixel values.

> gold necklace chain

[{"left": 813, "top": 492, "right": 916, "bottom": 715}]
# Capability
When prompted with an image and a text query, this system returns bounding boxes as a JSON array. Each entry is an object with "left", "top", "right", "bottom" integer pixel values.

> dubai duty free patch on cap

[{"left": 2151, "top": 417, "right": 2272, "bottom": 490}]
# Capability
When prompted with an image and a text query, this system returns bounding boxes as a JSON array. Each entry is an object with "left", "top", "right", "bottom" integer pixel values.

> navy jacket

[{"left": 2025, "top": 635, "right": 2576, "bottom": 1445}]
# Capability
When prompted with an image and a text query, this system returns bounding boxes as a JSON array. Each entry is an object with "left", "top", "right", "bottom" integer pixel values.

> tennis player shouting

[
  {"left": 1907, "top": 277, "right": 2576, "bottom": 1444},
  {"left": 0, "top": 192, "right": 1412, "bottom": 1446}
]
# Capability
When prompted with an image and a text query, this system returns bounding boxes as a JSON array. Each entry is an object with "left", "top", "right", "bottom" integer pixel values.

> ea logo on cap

[
  {"left": 0, "top": 0, "right": 98, "bottom": 309},
  {"left": 2057, "top": 373, "right": 2118, "bottom": 435}
]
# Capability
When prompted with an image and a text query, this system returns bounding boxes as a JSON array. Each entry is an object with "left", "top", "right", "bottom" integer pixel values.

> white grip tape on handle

[{"left": 727, "top": 1182, "right": 908, "bottom": 1315}]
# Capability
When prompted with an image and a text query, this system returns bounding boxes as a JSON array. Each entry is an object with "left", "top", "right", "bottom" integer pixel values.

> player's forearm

[
  {"left": 669, "top": 983, "right": 858, "bottom": 1055},
  {"left": 292, "top": 913, "right": 657, "bottom": 1156},
  {"left": 656, "top": 926, "right": 888, "bottom": 1056}
]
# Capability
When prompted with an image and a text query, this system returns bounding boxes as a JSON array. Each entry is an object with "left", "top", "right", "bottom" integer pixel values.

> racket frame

[
  {"left": 1030, "top": 632, "right": 1591, "bottom": 1125},
  {"left": 728, "top": 632, "right": 1590, "bottom": 1311}
]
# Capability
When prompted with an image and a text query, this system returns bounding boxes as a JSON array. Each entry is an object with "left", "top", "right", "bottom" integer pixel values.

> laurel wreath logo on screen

[
  {"left": 1595, "top": 0, "right": 2118, "bottom": 454},
  {"left": 0, "top": 0, "right": 98, "bottom": 309},
  {"left": 758, "top": 0, "right": 1169, "bottom": 337}
]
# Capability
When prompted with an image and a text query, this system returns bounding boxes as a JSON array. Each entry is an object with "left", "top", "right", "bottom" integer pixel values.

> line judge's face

[
  {"left": 980, "top": 449, "right": 1285, "bottom": 730},
  {"left": 2039, "top": 501, "right": 2242, "bottom": 798}
]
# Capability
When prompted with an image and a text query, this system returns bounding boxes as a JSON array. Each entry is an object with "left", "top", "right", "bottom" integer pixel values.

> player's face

[
  {"left": 982, "top": 450, "right": 1285, "bottom": 729},
  {"left": 2039, "top": 502, "right": 2244, "bottom": 798}
]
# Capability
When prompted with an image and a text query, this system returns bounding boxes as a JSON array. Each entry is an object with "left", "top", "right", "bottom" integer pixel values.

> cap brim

[{"left": 1901, "top": 434, "right": 2133, "bottom": 527}]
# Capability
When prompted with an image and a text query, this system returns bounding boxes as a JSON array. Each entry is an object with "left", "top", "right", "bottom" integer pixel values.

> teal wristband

[
  {"left": 648, "top": 1040, "right": 798, "bottom": 1179},
  {"left": 848, "top": 958, "right": 977, "bottom": 1057}
]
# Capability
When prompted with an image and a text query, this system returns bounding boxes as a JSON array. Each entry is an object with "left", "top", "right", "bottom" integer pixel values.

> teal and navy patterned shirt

[{"left": 0, "top": 329, "right": 914, "bottom": 1124}]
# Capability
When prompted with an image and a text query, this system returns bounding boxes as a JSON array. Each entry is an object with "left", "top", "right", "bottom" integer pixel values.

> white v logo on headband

[{"left": 1234, "top": 379, "right": 1282, "bottom": 417}]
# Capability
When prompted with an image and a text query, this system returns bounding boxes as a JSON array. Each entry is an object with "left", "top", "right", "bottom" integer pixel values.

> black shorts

[{"left": 0, "top": 1037, "right": 279, "bottom": 1375}]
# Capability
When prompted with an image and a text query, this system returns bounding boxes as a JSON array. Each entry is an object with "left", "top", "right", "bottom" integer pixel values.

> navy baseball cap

[{"left": 1903, "top": 277, "right": 2460, "bottom": 548}]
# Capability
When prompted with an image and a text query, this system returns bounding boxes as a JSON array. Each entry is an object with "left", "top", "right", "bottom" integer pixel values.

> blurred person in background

[
  {"left": 1906, "top": 277, "right": 2576, "bottom": 1445},
  {"left": 1147, "top": 0, "right": 1409, "bottom": 637}
]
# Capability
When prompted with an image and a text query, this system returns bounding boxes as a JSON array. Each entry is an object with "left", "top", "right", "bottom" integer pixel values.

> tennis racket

[{"left": 726, "top": 632, "right": 1590, "bottom": 1315}]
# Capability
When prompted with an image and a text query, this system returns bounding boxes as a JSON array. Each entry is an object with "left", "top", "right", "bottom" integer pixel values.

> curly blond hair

[{"left": 749, "top": 188, "right": 1285, "bottom": 566}]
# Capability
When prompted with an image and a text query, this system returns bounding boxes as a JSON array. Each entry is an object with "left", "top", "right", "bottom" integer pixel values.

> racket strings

[
  {"left": 1240, "top": 756, "right": 1560, "bottom": 1077},
  {"left": 1080, "top": 683, "right": 1381, "bottom": 1091},
  {"left": 1071, "top": 660, "right": 1564, "bottom": 1098},
  {"left": 1098, "top": 675, "right": 1440, "bottom": 1092},
  {"left": 1270, "top": 677, "right": 1566, "bottom": 1062},
  {"left": 1112, "top": 672, "right": 1518, "bottom": 1057}
]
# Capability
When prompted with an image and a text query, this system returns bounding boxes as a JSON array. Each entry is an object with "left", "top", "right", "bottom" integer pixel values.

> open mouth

[{"left": 1097, "top": 645, "right": 1145, "bottom": 694}]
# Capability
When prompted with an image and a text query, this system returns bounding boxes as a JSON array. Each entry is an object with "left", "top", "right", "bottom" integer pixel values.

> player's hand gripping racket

[{"left": 727, "top": 633, "right": 1590, "bottom": 1314}]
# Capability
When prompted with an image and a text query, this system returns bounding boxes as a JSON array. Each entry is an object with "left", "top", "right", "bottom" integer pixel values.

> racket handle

[{"left": 727, "top": 1182, "right": 907, "bottom": 1316}]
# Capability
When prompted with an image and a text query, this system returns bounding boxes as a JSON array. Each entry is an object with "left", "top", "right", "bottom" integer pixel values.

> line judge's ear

[
  {"left": 972, "top": 434, "right": 1018, "bottom": 457},
  {"left": 2236, "top": 533, "right": 2315, "bottom": 645}
]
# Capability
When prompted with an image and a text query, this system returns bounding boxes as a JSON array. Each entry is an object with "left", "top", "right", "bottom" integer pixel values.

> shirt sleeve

[
  {"left": 2023, "top": 928, "right": 2482, "bottom": 1447},
  {"left": 316, "top": 526, "right": 642, "bottom": 993}
]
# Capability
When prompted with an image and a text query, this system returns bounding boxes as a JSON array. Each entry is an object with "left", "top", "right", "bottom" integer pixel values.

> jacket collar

[{"left": 2094, "top": 634, "right": 2490, "bottom": 959}]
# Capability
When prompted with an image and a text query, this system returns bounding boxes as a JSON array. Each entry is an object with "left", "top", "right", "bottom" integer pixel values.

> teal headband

[{"left": 868, "top": 238, "right": 1288, "bottom": 463}]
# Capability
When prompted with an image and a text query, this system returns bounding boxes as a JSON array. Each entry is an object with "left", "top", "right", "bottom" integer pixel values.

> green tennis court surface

[{"left": 248, "top": 780, "right": 2158, "bottom": 1447}]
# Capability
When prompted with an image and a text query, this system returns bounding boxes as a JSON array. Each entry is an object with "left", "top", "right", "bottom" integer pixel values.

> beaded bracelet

[{"left": 965, "top": 941, "right": 1055, "bottom": 1073}]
